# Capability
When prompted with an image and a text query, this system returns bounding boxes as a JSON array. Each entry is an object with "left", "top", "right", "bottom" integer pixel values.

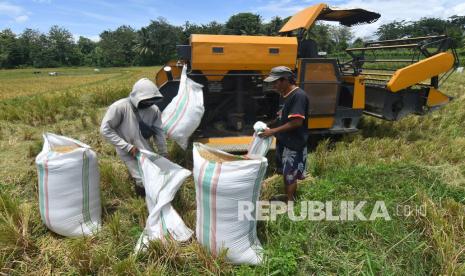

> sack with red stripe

[
  {"left": 35, "top": 133, "right": 101, "bottom": 237},
  {"left": 135, "top": 150, "right": 193, "bottom": 252},
  {"left": 193, "top": 143, "right": 267, "bottom": 265},
  {"left": 161, "top": 65, "right": 204, "bottom": 150}
]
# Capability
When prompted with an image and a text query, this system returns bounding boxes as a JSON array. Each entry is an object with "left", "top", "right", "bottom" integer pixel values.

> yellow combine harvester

[{"left": 155, "top": 3, "right": 459, "bottom": 151}]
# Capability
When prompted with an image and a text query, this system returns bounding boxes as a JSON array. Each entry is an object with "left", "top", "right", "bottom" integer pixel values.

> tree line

[
  {"left": 375, "top": 16, "right": 465, "bottom": 47},
  {"left": 1, "top": 13, "right": 464, "bottom": 69}
]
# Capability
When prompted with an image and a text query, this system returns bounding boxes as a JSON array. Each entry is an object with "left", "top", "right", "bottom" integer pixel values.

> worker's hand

[
  {"left": 259, "top": 128, "right": 275, "bottom": 138},
  {"left": 129, "top": 146, "right": 139, "bottom": 158}
]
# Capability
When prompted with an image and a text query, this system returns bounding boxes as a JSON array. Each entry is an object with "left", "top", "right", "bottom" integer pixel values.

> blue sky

[{"left": 1, "top": 0, "right": 465, "bottom": 41}]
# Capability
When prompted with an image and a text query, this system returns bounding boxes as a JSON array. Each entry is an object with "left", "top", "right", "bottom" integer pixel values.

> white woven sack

[
  {"left": 135, "top": 150, "right": 193, "bottom": 252},
  {"left": 161, "top": 65, "right": 204, "bottom": 150},
  {"left": 35, "top": 133, "right": 101, "bottom": 237},
  {"left": 247, "top": 121, "right": 273, "bottom": 157},
  {"left": 193, "top": 143, "right": 267, "bottom": 265}
]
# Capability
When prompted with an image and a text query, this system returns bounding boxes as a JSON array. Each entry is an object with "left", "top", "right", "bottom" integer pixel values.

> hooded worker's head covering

[
  {"left": 263, "top": 66, "right": 295, "bottom": 82},
  {"left": 129, "top": 78, "right": 163, "bottom": 108}
]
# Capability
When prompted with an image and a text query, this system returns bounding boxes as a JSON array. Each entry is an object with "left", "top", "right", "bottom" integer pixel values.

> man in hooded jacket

[{"left": 100, "top": 78, "right": 168, "bottom": 196}]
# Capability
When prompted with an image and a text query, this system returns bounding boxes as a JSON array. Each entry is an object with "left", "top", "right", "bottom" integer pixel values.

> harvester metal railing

[{"left": 341, "top": 35, "right": 457, "bottom": 88}]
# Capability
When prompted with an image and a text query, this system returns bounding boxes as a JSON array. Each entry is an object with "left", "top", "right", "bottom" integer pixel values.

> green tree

[
  {"left": 48, "top": 25, "right": 79, "bottom": 66},
  {"left": 329, "top": 25, "right": 353, "bottom": 52},
  {"left": 307, "top": 23, "right": 334, "bottom": 53},
  {"left": 182, "top": 22, "right": 202, "bottom": 44},
  {"left": 77, "top": 36, "right": 97, "bottom": 66},
  {"left": 33, "top": 34, "right": 56, "bottom": 67},
  {"left": 90, "top": 46, "right": 104, "bottom": 67},
  {"left": 134, "top": 18, "right": 183, "bottom": 66},
  {"left": 77, "top": 36, "right": 96, "bottom": 55},
  {"left": 181, "top": 21, "right": 224, "bottom": 44},
  {"left": 375, "top": 20, "right": 410, "bottom": 40},
  {"left": 201, "top": 21, "right": 224, "bottom": 34},
  {"left": 99, "top": 25, "right": 137, "bottom": 66},
  {"left": 449, "top": 15, "right": 465, "bottom": 30},
  {"left": 17, "top": 28, "right": 41, "bottom": 66},
  {"left": 351, "top": 37, "right": 365, "bottom": 48},
  {"left": 0, "top": 29, "right": 21, "bottom": 68},
  {"left": 449, "top": 15, "right": 465, "bottom": 47},
  {"left": 262, "top": 16, "right": 285, "bottom": 36},
  {"left": 410, "top": 17, "right": 447, "bottom": 36},
  {"left": 134, "top": 27, "right": 154, "bottom": 56},
  {"left": 376, "top": 17, "right": 464, "bottom": 48},
  {"left": 413, "top": 17, "right": 464, "bottom": 48},
  {"left": 224, "top": 13, "right": 262, "bottom": 35}
]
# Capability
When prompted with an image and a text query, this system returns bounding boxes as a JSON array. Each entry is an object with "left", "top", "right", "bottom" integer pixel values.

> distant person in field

[
  {"left": 100, "top": 78, "right": 168, "bottom": 196},
  {"left": 259, "top": 66, "right": 309, "bottom": 202}
]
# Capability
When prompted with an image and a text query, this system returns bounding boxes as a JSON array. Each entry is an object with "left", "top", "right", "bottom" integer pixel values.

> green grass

[{"left": 1, "top": 67, "right": 465, "bottom": 274}]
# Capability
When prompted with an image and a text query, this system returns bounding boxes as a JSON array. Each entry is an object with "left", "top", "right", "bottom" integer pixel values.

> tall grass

[
  {"left": 0, "top": 67, "right": 157, "bottom": 125},
  {"left": 0, "top": 191, "right": 39, "bottom": 274}
]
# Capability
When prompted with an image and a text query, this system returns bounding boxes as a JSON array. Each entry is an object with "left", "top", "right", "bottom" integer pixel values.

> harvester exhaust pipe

[{"left": 164, "top": 66, "right": 173, "bottom": 81}]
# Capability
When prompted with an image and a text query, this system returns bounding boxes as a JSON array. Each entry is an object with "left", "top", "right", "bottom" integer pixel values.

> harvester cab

[{"left": 155, "top": 3, "right": 459, "bottom": 151}]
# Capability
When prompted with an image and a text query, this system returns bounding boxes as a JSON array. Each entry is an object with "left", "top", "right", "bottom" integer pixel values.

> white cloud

[
  {"left": 32, "top": 0, "right": 51, "bottom": 3},
  {"left": 81, "top": 11, "right": 121, "bottom": 23},
  {"left": 14, "top": 15, "right": 28, "bottom": 23},
  {"left": 0, "top": 2, "right": 23, "bottom": 14},
  {"left": 255, "top": 0, "right": 306, "bottom": 15},
  {"left": 88, "top": 35, "right": 100, "bottom": 42},
  {"left": 452, "top": 2, "right": 465, "bottom": 16},
  {"left": 339, "top": 0, "right": 464, "bottom": 38},
  {"left": 255, "top": 0, "right": 465, "bottom": 39},
  {"left": 73, "top": 34, "right": 100, "bottom": 42},
  {"left": 0, "top": 1, "right": 29, "bottom": 23}
]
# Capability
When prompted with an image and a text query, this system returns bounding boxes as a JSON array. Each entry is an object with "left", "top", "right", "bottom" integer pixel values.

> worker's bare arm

[{"left": 258, "top": 118, "right": 303, "bottom": 138}]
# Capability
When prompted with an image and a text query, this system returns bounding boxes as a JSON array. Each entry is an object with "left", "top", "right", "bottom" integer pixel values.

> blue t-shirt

[{"left": 276, "top": 87, "right": 309, "bottom": 150}]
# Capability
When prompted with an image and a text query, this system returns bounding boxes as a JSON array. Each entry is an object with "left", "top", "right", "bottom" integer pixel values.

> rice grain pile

[
  {"left": 52, "top": 145, "right": 79, "bottom": 153},
  {"left": 197, "top": 148, "right": 246, "bottom": 162}
]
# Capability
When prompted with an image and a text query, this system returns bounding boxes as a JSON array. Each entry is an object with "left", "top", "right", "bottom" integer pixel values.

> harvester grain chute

[{"left": 155, "top": 3, "right": 459, "bottom": 151}]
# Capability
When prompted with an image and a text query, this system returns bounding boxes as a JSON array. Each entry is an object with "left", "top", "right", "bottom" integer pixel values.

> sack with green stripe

[
  {"left": 35, "top": 133, "right": 101, "bottom": 237},
  {"left": 193, "top": 143, "right": 267, "bottom": 265},
  {"left": 161, "top": 65, "right": 204, "bottom": 150},
  {"left": 135, "top": 150, "right": 193, "bottom": 253}
]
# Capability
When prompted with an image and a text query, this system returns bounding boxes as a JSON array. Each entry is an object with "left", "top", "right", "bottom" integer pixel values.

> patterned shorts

[{"left": 276, "top": 143, "right": 307, "bottom": 186}]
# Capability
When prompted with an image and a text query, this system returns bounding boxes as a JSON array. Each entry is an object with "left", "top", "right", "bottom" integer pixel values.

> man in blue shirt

[{"left": 259, "top": 66, "right": 309, "bottom": 202}]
